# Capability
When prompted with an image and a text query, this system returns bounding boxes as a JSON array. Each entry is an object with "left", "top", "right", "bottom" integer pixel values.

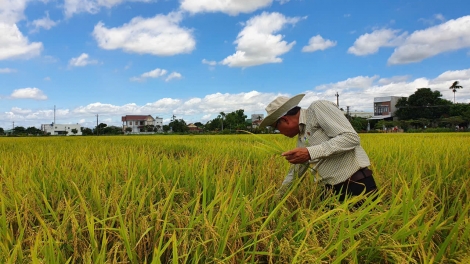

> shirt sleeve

[{"left": 306, "top": 100, "right": 361, "bottom": 161}]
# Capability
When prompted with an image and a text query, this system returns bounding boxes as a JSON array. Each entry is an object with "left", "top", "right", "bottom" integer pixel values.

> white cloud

[
  {"left": 10, "top": 88, "right": 48, "bottom": 100},
  {"left": 431, "top": 68, "right": 470, "bottom": 84},
  {"left": 3, "top": 68, "right": 470, "bottom": 128},
  {"left": 302, "top": 35, "right": 337, "bottom": 52},
  {"left": 388, "top": 15, "right": 470, "bottom": 65},
  {"left": 10, "top": 107, "right": 32, "bottom": 115},
  {"left": 44, "top": 76, "right": 51, "bottom": 81},
  {"left": 277, "top": 0, "right": 290, "bottom": 4},
  {"left": 221, "top": 12, "right": 301, "bottom": 67},
  {"left": 180, "top": 0, "right": 272, "bottom": 16},
  {"left": 130, "top": 68, "right": 168, "bottom": 82},
  {"left": 29, "top": 12, "right": 58, "bottom": 32},
  {"left": 378, "top": 75, "right": 411, "bottom": 85},
  {"left": 93, "top": 12, "right": 195, "bottom": 56},
  {"left": 348, "top": 28, "right": 406, "bottom": 56},
  {"left": 69, "top": 53, "right": 98, "bottom": 67},
  {"left": 419, "top": 13, "right": 446, "bottom": 25},
  {"left": 0, "top": 68, "right": 16, "bottom": 73},
  {"left": 64, "top": 0, "right": 153, "bottom": 18},
  {"left": 0, "top": 0, "right": 27, "bottom": 24},
  {"left": 202, "top": 59, "right": 217, "bottom": 66},
  {"left": 165, "top": 72, "right": 182, "bottom": 82},
  {"left": 315, "top": 76, "right": 379, "bottom": 91},
  {"left": 0, "top": 23, "right": 43, "bottom": 60}
]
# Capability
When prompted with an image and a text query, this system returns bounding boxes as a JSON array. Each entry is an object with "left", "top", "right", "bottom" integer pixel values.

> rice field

[{"left": 0, "top": 133, "right": 469, "bottom": 263}]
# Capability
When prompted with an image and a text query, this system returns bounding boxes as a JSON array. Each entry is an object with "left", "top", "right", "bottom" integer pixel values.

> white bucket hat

[{"left": 259, "top": 94, "right": 305, "bottom": 128}]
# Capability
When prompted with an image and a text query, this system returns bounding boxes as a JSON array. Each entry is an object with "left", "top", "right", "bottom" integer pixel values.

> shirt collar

[{"left": 299, "top": 108, "right": 307, "bottom": 135}]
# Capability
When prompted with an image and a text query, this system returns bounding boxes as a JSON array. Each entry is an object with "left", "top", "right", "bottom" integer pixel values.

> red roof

[{"left": 121, "top": 115, "right": 154, "bottom": 121}]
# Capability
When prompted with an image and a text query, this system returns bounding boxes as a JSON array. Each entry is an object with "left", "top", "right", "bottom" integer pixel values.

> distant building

[
  {"left": 251, "top": 114, "right": 264, "bottom": 128},
  {"left": 187, "top": 123, "right": 202, "bottom": 132},
  {"left": 121, "top": 115, "right": 163, "bottom": 133},
  {"left": 41, "top": 123, "right": 82, "bottom": 135},
  {"left": 369, "top": 96, "right": 403, "bottom": 121}
]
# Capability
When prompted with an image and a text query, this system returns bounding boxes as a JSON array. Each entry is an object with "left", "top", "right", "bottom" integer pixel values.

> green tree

[
  {"left": 449, "top": 81, "right": 463, "bottom": 103},
  {"left": 168, "top": 119, "right": 189, "bottom": 133},
  {"left": 13, "top": 126, "right": 26, "bottom": 135},
  {"left": 395, "top": 88, "right": 452, "bottom": 121},
  {"left": 71, "top": 128, "right": 78, "bottom": 135},
  {"left": 125, "top": 127, "right": 132, "bottom": 133},
  {"left": 162, "top": 125, "right": 170, "bottom": 133},
  {"left": 439, "top": 116, "right": 465, "bottom": 128},
  {"left": 224, "top": 109, "right": 247, "bottom": 131},
  {"left": 219, "top": 112, "right": 226, "bottom": 131},
  {"left": 26, "top": 126, "right": 41, "bottom": 135},
  {"left": 205, "top": 116, "right": 223, "bottom": 131},
  {"left": 95, "top": 123, "right": 107, "bottom": 135},
  {"left": 81, "top": 127, "right": 93, "bottom": 135},
  {"left": 349, "top": 116, "right": 368, "bottom": 132},
  {"left": 0, "top": 127, "right": 4, "bottom": 135}
]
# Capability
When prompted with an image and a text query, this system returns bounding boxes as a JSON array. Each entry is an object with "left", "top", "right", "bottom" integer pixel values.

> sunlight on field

[{"left": 1, "top": 133, "right": 469, "bottom": 263}]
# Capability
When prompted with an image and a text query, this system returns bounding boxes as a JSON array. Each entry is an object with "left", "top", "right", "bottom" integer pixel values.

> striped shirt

[{"left": 280, "top": 100, "right": 371, "bottom": 191}]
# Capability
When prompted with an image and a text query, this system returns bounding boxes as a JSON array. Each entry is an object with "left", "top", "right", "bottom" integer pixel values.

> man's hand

[{"left": 282, "top": 147, "right": 310, "bottom": 164}]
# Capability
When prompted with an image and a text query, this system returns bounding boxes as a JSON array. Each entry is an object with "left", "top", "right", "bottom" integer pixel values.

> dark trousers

[{"left": 323, "top": 168, "right": 377, "bottom": 206}]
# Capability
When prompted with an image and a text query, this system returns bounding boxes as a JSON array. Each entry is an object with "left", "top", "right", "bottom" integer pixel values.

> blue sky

[{"left": 1, "top": 0, "right": 470, "bottom": 129}]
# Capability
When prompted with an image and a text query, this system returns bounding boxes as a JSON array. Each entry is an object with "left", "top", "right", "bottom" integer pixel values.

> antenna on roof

[{"left": 172, "top": 114, "right": 176, "bottom": 121}]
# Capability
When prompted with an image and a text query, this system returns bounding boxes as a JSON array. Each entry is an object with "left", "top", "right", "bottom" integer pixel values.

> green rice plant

[{"left": 0, "top": 133, "right": 469, "bottom": 263}]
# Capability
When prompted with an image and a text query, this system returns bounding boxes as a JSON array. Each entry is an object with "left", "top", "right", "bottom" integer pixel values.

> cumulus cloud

[
  {"left": 315, "top": 76, "right": 379, "bottom": 91},
  {"left": 302, "top": 35, "right": 337, "bottom": 52},
  {"left": 378, "top": 75, "right": 411, "bottom": 85},
  {"left": 0, "top": 68, "right": 16, "bottom": 73},
  {"left": 348, "top": 28, "right": 406, "bottom": 56},
  {"left": 0, "top": 23, "right": 43, "bottom": 60},
  {"left": 69, "top": 53, "right": 99, "bottom": 67},
  {"left": 165, "top": 72, "right": 182, "bottom": 82},
  {"left": 29, "top": 12, "right": 58, "bottom": 32},
  {"left": 93, "top": 12, "right": 195, "bottom": 56},
  {"left": 64, "top": 0, "right": 152, "bottom": 18},
  {"left": 3, "top": 68, "right": 470, "bottom": 128},
  {"left": 10, "top": 88, "right": 48, "bottom": 100},
  {"left": 431, "top": 68, "right": 470, "bottom": 84},
  {"left": 180, "top": 0, "right": 272, "bottom": 16},
  {"left": 202, "top": 59, "right": 217, "bottom": 66},
  {"left": 388, "top": 15, "right": 470, "bottom": 65},
  {"left": 0, "top": 0, "right": 27, "bottom": 24},
  {"left": 130, "top": 68, "right": 168, "bottom": 82},
  {"left": 221, "top": 12, "right": 301, "bottom": 67}
]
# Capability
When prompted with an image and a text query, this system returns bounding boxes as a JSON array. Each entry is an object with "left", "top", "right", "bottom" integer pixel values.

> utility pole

[
  {"left": 13, "top": 121, "right": 15, "bottom": 130},
  {"left": 96, "top": 114, "right": 99, "bottom": 135},
  {"left": 335, "top": 92, "right": 339, "bottom": 108},
  {"left": 346, "top": 106, "right": 351, "bottom": 121},
  {"left": 54, "top": 105, "right": 56, "bottom": 125}
]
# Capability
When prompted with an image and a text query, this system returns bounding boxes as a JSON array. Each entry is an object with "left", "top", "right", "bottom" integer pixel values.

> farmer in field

[{"left": 259, "top": 94, "right": 377, "bottom": 205}]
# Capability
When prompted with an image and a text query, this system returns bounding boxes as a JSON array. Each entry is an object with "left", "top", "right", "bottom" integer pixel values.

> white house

[
  {"left": 122, "top": 115, "right": 163, "bottom": 133},
  {"left": 251, "top": 114, "right": 264, "bottom": 128},
  {"left": 41, "top": 123, "right": 82, "bottom": 135}
]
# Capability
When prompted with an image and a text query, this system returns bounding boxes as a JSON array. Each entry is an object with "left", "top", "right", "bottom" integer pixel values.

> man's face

[{"left": 275, "top": 116, "right": 300, "bottom": 138}]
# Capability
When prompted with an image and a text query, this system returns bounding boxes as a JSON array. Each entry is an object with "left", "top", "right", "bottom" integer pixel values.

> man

[{"left": 259, "top": 94, "right": 377, "bottom": 204}]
